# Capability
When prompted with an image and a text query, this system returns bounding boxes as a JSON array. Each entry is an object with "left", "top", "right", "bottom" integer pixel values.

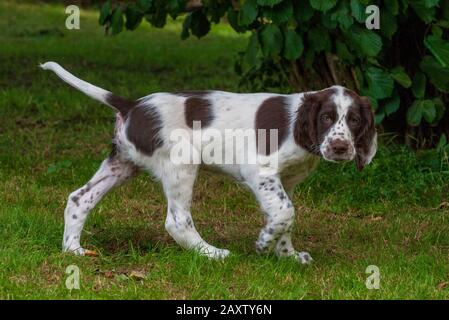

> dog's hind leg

[
  {"left": 62, "top": 155, "right": 138, "bottom": 255},
  {"left": 161, "top": 164, "right": 230, "bottom": 260}
]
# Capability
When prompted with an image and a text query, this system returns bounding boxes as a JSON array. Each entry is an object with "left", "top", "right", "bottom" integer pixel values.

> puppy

[{"left": 41, "top": 62, "right": 376, "bottom": 264}]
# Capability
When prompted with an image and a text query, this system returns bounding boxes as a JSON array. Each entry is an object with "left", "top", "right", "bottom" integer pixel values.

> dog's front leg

[
  {"left": 161, "top": 164, "right": 230, "bottom": 260},
  {"left": 252, "top": 174, "right": 313, "bottom": 264}
]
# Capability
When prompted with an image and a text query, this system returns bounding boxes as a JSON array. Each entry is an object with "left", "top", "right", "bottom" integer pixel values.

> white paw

[
  {"left": 199, "top": 246, "right": 230, "bottom": 260},
  {"left": 63, "top": 246, "right": 85, "bottom": 256},
  {"left": 63, "top": 247, "right": 98, "bottom": 257},
  {"left": 295, "top": 251, "right": 313, "bottom": 265},
  {"left": 212, "top": 248, "right": 230, "bottom": 260}
]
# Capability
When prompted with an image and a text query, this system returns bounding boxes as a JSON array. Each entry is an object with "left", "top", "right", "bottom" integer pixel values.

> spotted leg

[
  {"left": 161, "top": 164, "right": 230, "bottom": 260},
  {"left": 62, "top": 156, "right": 137, "bottom": 255},
  {"left": 252, "top": 174, "right": 312, "bottom": 265}
]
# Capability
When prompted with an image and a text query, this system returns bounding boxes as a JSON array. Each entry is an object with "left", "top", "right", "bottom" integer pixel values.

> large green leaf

[
  {"left": 111, "top": 7, "right": 124, "bottom": 35},
  {"left": 166, "top": 0, "right": 182, "bottom": 18},
  {"left": 293, "top": 0, "right": 314, "bottom": 22},
  {"left": 407, "top": 98, "right": 437, "bottom": 126},
  {"left": 350, "top": 0, "right": 366, "bottom": 23},
  {"left": 263, "top": 0, "right": 293, "bottom": 24},
  {"left": 420, "top": 55, "right": 449, "bottom": 92},
  {"left": 407, "top": 100, "right": 423, "bottom": 126},
  {"left": 331, "top": 3, "right": 353, "bottom": 30},
  {"left": 390, "top": 66, "right": 412, "bottom": 88},
  {"left": 379, "top": 10, "right": 397, "bottom": 39},
  {"left": 190, "top": 10, "right": 210, "bottom": 38},
  {"left": 384, "top": 93, "right": 400, "bottom": 116},
  {"left": 125, "top": 4, "right": 143, "bottom": 30},
  {"left": 180, "top": 12, "right": 191, "bottom": 40},
  {"left": 412, "top": 71, "right": 426, "bottom": 99},
  {"left": 431, "top": 97, "right": 446, "bottom": 126},
  {"left": 239, "top": 0, "right": 258, "bottom": 26},
  {"left": 321, "top": 13, "right": 338, "bottom": 30},
  {"left": 260, "top": 24, "right": 283, "bottom": 57},
  {"left": 410, "top": 0, "right": 436, "bottom": 23},
  {"left": 375, "top": 109, "right": 385, "bottom": 124},
  {"left": 366, "top": 67, "right": 394, "bottom": 99},
  {"left": 423, "top": 0, "right": 440, "bottom": 7},
  {"left": 309, "top": 0, "right": 337, "bottom": 12},
  {"left": 424, "top": 35, "right": 449, "bottom": 68},
  {"left": 421, "top": 99, "right": 437, "bottom": 123},
  {"left": 245, "top": 32, "right": 260, "bottom": 65},
  {"left": 99, "top": 0, "right": 111, "bottom": 25},
  {"left": 437, "top": 133, "right": 447, "bottom": 149},
  {"left": 146, "top": 4, "right": 167, "bottom": 28},
  {"left": 283, "top": 29, "right": 303, "bottom": 60},
  {"left": 227, "top": 9, "right": 246, "bottom": 33},
  {"left": 347, "top": 28, "right": 382, "bottom": 57}
]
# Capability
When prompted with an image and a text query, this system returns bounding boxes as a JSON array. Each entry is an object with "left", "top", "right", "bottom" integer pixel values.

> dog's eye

[
  {"left": 348, "top": 117, "right": 360, "bottom": 126},
  {"left": 320, "top": 114, "right": 332, "bottom": 124}
]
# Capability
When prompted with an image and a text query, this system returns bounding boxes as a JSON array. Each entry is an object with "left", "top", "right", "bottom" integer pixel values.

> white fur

[{"left": 40, "top": 62, "right": 114, "bottom": 109}]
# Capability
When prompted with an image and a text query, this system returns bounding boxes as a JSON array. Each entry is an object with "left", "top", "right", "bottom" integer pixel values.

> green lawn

[{"left": 1, "top": 1, "right": 449, "bottom": 299}]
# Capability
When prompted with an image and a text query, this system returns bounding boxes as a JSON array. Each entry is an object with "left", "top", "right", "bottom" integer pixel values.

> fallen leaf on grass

[
  {"left": 129, "top": 271, "right": 147, "bottom": 280},
  {"left": 84, "top": 249, "right": 99, "bottom": 257},
  {"left": 438, "top": 281, "right": 449, "bottom": 290}
]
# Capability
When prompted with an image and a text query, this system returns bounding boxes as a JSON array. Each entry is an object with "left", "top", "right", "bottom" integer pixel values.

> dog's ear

[
  {"left": 355, "top": 97, "right": 377, "bottom": 171},
  {"left": 294, "top": 93, "right": 322, "bottom": 155}
]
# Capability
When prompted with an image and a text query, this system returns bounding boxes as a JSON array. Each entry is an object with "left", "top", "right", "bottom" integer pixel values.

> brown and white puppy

[{"left": 41, "top": 62, "right": 377, "bottom": 264}]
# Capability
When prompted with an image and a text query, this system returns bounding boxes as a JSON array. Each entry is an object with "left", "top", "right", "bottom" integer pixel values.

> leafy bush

[{"left": 98, "top": 0, "right": 449, "bottom": 148}]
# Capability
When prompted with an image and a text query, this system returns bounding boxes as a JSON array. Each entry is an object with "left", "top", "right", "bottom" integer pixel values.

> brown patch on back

[
  {"left": 184, "top": 94, "right": 214, "bottom": 129},
  {"left": 255, "top": 96, "right": 290, "bottom": 155},
  {"left": 126, "top": 105, "right": 163, "bottom": 156},
  {"left": 294, "top": 88, "right": 337, "bottom": 154},
  {"left": 105, "top": 93, "right": 138, "bottom": 116}
]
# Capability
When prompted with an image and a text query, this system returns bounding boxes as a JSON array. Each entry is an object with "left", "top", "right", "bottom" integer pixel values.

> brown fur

[
  {"left": 126, "top": 105, "right": 163, "bottom": 156},
  {"left": 294, "top": 88, "right": 337, "bottom": 154},
  {"left": 255, "top": 96, "right": 290, "bottom": 155},
  {"left": 183, "top": 94, "right": 214, "bottom": 129}
]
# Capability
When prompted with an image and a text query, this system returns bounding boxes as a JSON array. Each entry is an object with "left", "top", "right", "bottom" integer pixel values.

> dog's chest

[{"left": 280, "top": 154, "right": 319, "bottom": 192}]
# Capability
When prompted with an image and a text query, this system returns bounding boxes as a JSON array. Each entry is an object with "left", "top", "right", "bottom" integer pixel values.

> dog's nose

[{"left": 330, "top": 139, "right": 349, "bottom": 155}]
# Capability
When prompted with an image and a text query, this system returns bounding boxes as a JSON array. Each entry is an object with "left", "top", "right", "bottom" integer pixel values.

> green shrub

[{"left": 98, "top": 0, "right": 449, "bottom": 148}]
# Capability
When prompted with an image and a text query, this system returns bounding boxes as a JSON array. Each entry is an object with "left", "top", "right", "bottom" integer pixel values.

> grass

[{"left": 1, "top": 1, "right": 449, "bottom": 299}]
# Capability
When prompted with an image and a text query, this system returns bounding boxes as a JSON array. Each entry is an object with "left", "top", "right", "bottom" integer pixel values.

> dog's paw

[
  {"left": 295, "top": 251, "right": 313, "bottom": 265},
  {"left": 199, "top": 246, "right": 230, "bottom": 260},
  {"left": 63, "top": 247, "right": 98, "bottom": 257},
  {"left": 212, "top": 248, "right": 230, "bottom": 260},
  {"left": 63, "top": 246, "right": 86, "bottom": 256}
]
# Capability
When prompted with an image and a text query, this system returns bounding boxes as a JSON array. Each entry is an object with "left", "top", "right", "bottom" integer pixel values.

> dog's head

[{"left": 294, "top": 86, "right": 377, "bottom": 171}]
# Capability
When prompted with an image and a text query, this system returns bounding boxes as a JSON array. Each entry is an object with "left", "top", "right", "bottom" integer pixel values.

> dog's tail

[{"left": 40, "top": 61, "right": 136, "bottom": 115}]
